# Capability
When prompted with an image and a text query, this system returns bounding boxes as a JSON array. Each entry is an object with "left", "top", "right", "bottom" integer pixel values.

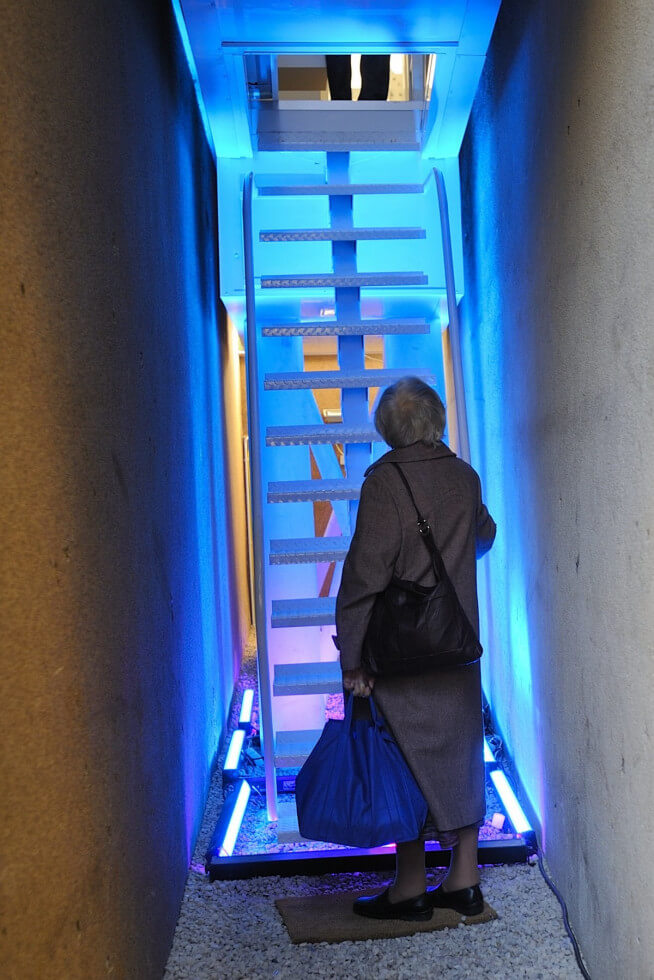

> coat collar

[{"left": 365, "top": 441, "right": 455, "bottom": 475}]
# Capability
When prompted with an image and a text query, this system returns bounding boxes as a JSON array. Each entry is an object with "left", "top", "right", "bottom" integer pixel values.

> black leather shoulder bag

[{"left": 361, "top": 462, "right": 482, "bottom": 676}]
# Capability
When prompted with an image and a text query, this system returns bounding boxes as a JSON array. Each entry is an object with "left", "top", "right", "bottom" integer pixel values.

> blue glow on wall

[
  {"left": 463, "top": 300, "right": 544, "bottom": 828},
  {"left": 459, "top": 25, "right": 550, "bottom": 834},
  {"left": 166, "top": 84, "right": 241, "bottom": 857}
]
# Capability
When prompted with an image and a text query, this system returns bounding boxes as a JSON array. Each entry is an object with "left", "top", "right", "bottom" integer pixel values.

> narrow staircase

[{"left": 243, "top": 152, "right": 457, "bottom": 834}]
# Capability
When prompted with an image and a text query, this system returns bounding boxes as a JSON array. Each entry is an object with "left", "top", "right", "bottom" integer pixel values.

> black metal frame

[{"left": 206, "top": 837, "right": 528, "bottom": 882}]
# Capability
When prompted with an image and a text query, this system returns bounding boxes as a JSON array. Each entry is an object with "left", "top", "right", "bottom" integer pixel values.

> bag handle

[
  {"left": 343, "top": 691, "right": 385, "bottom": 732},
  {"left": 368, "top": 694, "right": 384, "bottom": 729},
  {"left": 343, "top": 689, "right": 355, "bottom": 733},
  {"left": 389, "top": 462, "right": 451, "bottom": 585}
]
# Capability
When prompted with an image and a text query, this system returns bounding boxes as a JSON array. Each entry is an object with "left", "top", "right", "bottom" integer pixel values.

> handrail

[
  {"left": 242, "top": 172, "right": 278, "bottom": 820},
  {"left": 433, "top": 167, "right": 471, "bottom": 464}
]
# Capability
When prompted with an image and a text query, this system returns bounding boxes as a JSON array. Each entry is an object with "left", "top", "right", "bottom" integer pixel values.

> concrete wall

[
  {"left": 460, "top": 0, "right": 654, "bottom": 976},
  {"left": 0, "top": 1, "right": 244, "bottom": 976}
]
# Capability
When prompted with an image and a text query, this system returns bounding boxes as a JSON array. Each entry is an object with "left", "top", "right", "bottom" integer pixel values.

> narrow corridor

[{"left": 2, "top": 1, "right": 653, "bottom": 977}]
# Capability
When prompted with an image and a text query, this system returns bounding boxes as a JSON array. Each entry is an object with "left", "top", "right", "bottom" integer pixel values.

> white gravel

[{"left": 164, "top": 862, "right": 581, "bottom": 979}]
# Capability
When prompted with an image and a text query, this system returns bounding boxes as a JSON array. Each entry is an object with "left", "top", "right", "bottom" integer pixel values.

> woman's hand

[{"left": 342, "top": 667, "right": 376, "bottom": 698}]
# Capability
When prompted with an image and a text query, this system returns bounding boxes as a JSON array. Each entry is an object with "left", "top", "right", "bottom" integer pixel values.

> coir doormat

[{"left": 275, "top": 890, "right": 497, "bottom": 944}]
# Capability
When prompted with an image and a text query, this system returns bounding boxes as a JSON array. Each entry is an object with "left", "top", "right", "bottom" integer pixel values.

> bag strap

[
  {"left": 367, "top": 695, "right": 384, "bottom": 729},
  {"left": 389, "top": 462, "right": 451, "bottom": 585},
  {"left": 372, "top": 461, "right": 480, "bottom": 647},
  {"left": 343, "top": 691, "right": 385, "bottom": 733},
  {"left": 343, "top": 690, "right": 355, "bottom": 733}
]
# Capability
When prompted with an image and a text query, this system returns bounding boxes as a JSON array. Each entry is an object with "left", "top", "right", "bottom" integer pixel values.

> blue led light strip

[
  {"left": 220, "top": 781, "right": 251, "bottom": 857},
  {"left": 239, "top": 689, "right": 254, "bottom": 728},
  {"left": 489, "top": 770, "right": 532, "bottom": 835},
  {"left": 224, "top": 729, "right": 246, "bottom": 772}
]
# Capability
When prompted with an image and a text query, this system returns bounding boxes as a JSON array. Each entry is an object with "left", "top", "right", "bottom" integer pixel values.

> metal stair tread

[
  {"left": 268, "top": 479, "right": 361, "bottom": 502},
  {"left": 260, "top": 227, "right": 426, "bottom": 242},
  {"left": 270, "top": 536, "right": 351, "bottom": 564},
  {"left": 257, "top": 182, "right": 425, "bottom": 197},
  {"left": 261, "top": 318, "right": 430, "bottom": 337},
  {"left": 266, "top": 423, "right": 382, "bottom": 446},
  {"left": 259, "top": 137, "right": 420, "bottom": 152},
  {"left": 264, "top": 367, "right": 434, "bottom": 390},
  {"left": 261, "top": 272, "right": 428, "bottom": 289},
  {"left": 274, "top": 731, "right": 324, "bottom": 768},
  {"left": 271, "top": 597, "right": 336, "bottom": 627},
  {"left": 262, "top": 100, "right": 425, "bottom": 111},
  {"left": 273, "top": 660, "right": 343, "bottom": 696}
]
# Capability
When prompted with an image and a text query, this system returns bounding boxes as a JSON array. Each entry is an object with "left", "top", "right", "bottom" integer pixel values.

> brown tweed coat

[{"left": 335, "top": 441, "right": 496, "bottom": 834}]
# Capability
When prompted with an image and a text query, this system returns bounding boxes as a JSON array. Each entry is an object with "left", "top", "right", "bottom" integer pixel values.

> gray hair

[{"left": 374, "top": 376, "right": 446, "bottom": 449}]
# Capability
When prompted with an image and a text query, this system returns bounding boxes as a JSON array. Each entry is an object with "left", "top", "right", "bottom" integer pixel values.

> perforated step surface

[
  {"left": 264, "top": 367, "right": 434, "bottom": 390},
  {"left": 266, "top": 423, "right": 381, "bottom": 446},
  {"left": 271, "top": 597, "right": 336, "bottom": 628},
  {"left": 268, "top": 479, "right": 361, "bottom": 503},
  {"left": 259, "top": 136, "right": 421, "bottom": 152},
  {"left": 260, "top": 227, "right": 426, "bottom": 242},
  {"left": 269, "top": 536, "right": 351, "bottom": 564},
  {"left": 274, "top": 730, "right": 323, "bottom": 767},
  {"left": 261, "top": 319, "right": 430, "bottom": 338},
  {"left": 261, "top": 272, "right": 427, "bottom": 289},
  {"left": 273, "top": 661, "right": 342, "bottom": 696},
  {"left": 257, "top": 182, "right": 425, "bottom": 197}
]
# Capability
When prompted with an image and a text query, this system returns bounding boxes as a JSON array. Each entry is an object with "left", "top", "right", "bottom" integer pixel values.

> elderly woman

[{"left": 335, "top": 376, "right": 496, "bottom": 921}]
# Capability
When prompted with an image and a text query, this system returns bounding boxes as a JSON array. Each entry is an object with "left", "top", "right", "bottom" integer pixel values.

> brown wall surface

[
  {"left": 460, "top": 1, "right": 654, "bottom": 976},
  {"left": 0, "top": 1, "right": 241, "bottom": 976}
]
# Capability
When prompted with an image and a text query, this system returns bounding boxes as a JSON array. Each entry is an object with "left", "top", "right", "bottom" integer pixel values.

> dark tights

[{"left": 326, "top": 55, "right": 390, "bottom": 101}]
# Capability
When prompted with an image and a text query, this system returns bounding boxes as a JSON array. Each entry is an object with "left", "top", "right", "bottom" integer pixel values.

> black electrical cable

[
  {"left": 482, "top": 701, "right": 592, "bottom": 978},
  {"left": 536, "top": 852, "right": 591, "bottom": 979}
]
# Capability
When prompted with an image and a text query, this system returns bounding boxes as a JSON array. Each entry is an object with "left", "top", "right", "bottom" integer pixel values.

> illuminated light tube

[
  {"left": 239, "top": 689, "right": 254, "bottom": 728},
  {"left": 489, "top": 770, "right": 532, "bottom": 835},
  {"left": 220, "top": 780, "right": 251, "bottom": 857},
  {"left": 224, "top": 729, "right": 246, "bottom": 773},
  {"left": 484, "top": 738, "right": 494, "bottom": 763}
]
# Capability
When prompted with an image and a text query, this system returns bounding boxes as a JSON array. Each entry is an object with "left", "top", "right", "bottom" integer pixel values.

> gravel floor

[
  {"left": 164, "top": 638, "right": 582, "bottom": 978},
  {"left": 164, "top": 862, "right": 581, "bottom": 979}
]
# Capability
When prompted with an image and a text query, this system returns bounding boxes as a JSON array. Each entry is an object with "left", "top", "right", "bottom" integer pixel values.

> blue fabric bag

[{"left": 295, "top": 693, "right": 428, "bottom": 849}]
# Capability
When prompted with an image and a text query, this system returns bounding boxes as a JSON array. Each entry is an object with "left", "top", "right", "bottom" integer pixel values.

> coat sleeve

[
  {"left": 474, "top": 474, "right": 496, "bottom": 558},
  {"left": 335, "top": 472, "right": 401, "bottom": 671}
]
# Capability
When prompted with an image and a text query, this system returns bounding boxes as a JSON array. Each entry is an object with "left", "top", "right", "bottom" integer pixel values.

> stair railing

[
  {"left": 242, "top": 171, "right": 278, "bottom": 820},
  {"left": 433, "top": 167, "right": 471, "bottom": 464}
]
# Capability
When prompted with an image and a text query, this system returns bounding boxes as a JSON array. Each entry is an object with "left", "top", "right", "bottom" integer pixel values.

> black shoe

[
  {"left": 428, "top": 883, "right": 484, "bottom": 916},
  {"left": 353, "top": 887, "right": 433, "bottom": 921}
]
